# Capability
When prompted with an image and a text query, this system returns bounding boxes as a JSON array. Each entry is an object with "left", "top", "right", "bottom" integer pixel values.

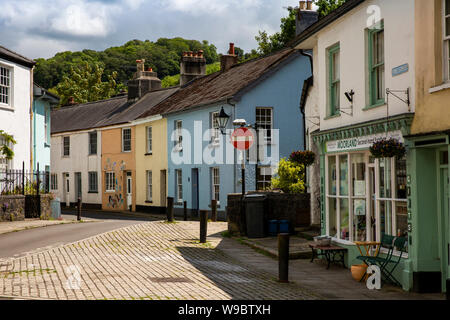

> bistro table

[
  {"left": 354, "top": 241, "right": 381, "bottom": 281},
  {"left": 309, "top": 244, "right": 347, "bottom": 269}
]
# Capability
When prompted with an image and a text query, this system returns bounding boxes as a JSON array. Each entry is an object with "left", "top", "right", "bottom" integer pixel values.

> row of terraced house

[{"left": 3, "top": 0, "right": 450, "bottom": 294}]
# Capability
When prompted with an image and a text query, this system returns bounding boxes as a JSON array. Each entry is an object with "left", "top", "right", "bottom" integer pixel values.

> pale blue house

[
  {"left": 144, "top": 47, "right": 312, "bottom": 219},
  {"left": 33, "top": 84, "right": 59, "bottom": 172}
]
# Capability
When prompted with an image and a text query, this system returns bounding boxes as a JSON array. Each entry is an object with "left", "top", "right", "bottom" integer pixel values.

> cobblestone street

[{"left": 0, "top": 220, "right": 318, "bottom": 300}]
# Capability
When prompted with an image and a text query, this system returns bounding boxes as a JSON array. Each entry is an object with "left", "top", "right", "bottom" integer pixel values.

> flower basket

[
  {"left": 289, "top": 150, "right": 315, "bottom": 166},
  {"left": 369, "top": 138, "right": 406, "bottom": 159}
]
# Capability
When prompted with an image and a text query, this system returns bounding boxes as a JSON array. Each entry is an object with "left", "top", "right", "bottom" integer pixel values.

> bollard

[
  {"left": 199, "top": 210, "right": 208, "bottom": 243},
  {"left": 77, "top": 197, "right": 82, "bottom": 221},
  {"left": 211, "top": 199, "right": 217, "bottom": 222},
  {"left": 278, "top": 233, "right": 290, "bottom": 283},
  {"left": 183, "top": 201, "right": 188, "bottom": 221},
  {"left": 166, "top": 197, "right": 174, "bottom": 222}
]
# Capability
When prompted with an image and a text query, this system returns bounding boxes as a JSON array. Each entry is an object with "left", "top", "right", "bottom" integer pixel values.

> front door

[
  {"left": 160, "top": 170, "right": 167, "bottom": 207},
  {"left": 126, "top": 172, "right": 132, "bottom": 211},
  {"left": 75, "top": 172, "right": 82, "bottom": 201},
  {"left": 440, "top": 167, "right": 449, "bottom": 292},
  {"left": 192, "top": 168, "right": 199, "bottom": 217}
]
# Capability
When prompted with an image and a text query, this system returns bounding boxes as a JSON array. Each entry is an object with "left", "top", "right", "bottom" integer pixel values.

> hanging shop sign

[{"left": 326, "top": 130, "right": 403, "bottom": 153}]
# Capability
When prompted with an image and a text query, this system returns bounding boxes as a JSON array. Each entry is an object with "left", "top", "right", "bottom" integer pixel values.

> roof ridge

[{"left": 54, "top": 95, "right": 127, "bottom": 111}]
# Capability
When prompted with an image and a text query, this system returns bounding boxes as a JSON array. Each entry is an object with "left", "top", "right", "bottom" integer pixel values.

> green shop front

[{"left": 313, "top": 114, "right": 414, "bottom": 291}]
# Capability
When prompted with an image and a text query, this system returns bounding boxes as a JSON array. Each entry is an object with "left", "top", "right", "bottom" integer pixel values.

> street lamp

[{"left": 217, "top": 107, "right": 230, "bottom": 134}]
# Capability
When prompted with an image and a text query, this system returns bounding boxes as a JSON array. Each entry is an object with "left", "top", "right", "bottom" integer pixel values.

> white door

[
  {"left": 126, "top": 173, "right": 132, "bottom": 211},
  {"left": 64, "top": 173, "right": 70, "bottom": 207}
]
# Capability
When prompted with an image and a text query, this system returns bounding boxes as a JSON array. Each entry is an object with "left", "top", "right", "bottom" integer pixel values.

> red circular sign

[{"left": 231, "top": 127, "right": 254, "bottom": 150}]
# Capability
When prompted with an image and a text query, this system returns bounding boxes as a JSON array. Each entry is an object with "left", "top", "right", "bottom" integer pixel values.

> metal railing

[{"left": 0, "top": 162, "right": 49, "bottom": 196}]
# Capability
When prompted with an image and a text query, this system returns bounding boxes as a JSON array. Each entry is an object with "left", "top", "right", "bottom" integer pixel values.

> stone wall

[
  {"left": 0, "top": 195, "right": 25, "bottom": 222},
  {"left": 227, "top": 192, "right": 311, "bottom": 236},
  {"left": 40, "top": 194, "right": 53, "bottom": 220}
]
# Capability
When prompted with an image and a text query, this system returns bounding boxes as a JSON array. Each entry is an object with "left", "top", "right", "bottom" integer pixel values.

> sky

[{"left": 0, "top": 0, "right": 308, "bottom": 60}]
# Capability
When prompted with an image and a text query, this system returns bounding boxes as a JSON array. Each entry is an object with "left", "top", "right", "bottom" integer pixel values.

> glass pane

[
  {"left": 395, "top": 157, "right": 407, "bottom": 199},
  {"left": 446, "top": 0, "right": 450, "bottom": 15},
  {"left": 329, "top": 156, "right": 337, "bottom": 195},
  {"left": 339, "top": 155, "right": 348, "bottom": 196},
  {"left": 377, "top": 66, "right": 385, "bottom": 100},
  {"left": 352, "top": 154, "right": 366, "bottom": 196},
  {"left": 340, "top": 198, "right": 349, "bottom": 241},
  {"left": 440, "top": 151, "right": 449, "bottom": 165},
  {"left": 329, "top": 198, "right": 338, "bottom": 238},
  {"left": 395, "top": 202, "right": 408, "bottom": 238},
  {"left": 333, "top": 51, "right": 340, "bottom": 81},
  {"left": 334, "top": 81, "right": 340, "bottom": 111},
  {"left": 353, "top": 199, "right": 367, "bottom": 241},
  {"left": 380, "top": 200, "right": 392, "bottom": 235},
  {"left": 379, "top": 158, "right": 392, "bottom": 198}
]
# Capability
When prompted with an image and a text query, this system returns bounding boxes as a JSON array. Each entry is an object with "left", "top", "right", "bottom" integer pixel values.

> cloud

[{"left": 0, "top": 0, "right": 301, "bottom": 59}]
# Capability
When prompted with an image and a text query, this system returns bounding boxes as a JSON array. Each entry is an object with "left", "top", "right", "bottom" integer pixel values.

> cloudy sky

[{"left": 0, "top": 0, "right": 307, "bottom": 60}]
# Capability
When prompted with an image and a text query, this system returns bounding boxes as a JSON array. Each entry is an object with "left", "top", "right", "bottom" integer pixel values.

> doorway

[
  {"left": 75, "top": 172, "right": 82, "bottom": 201},
  {"left": 64, "top": 173, "right": 70, "bottom": 207},
  {"left": 160, "top": 170, "right": 167, "bottom": 207},
  {"left": 126, "top": 172, "right": 132, "bottom": 211},
  {"left": 192, "top": 168, "right": 199, "bottom": 217}
]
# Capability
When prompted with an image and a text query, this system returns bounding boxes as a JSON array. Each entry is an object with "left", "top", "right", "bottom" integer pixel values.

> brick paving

[{"left": 0, "top": 220, "right": 318, "bottom": 300}]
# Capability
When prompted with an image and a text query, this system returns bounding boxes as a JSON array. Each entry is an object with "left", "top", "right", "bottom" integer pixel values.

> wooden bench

[{"left": 309, "top": 244, "right": 347, "bottom": 269}]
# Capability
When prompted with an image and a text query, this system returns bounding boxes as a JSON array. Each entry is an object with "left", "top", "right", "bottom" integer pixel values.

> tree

[
  {"left": 0, "top": 130, "right": 16, "bottom": 160},
  {"left": 271, "top": 158, "right": 306, "bottom": 194},
  {"left": 54, "top": 63, "right": 121, "bottom": 106},
  {"left": 313, "top": 0, "right": 348, "bottom": 18},
  {"left": 255, "top": 7, "right": 297, "bottom": 55}
]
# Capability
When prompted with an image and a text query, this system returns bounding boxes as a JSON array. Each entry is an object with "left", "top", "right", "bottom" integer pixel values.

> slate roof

[
  {"left": 51, "top": 87, "right": 179, "bottom": 134},
  {"left": 0, "top": 45, "right": 36, "bottom": 68},
  {"left": 139, "top": 48, "right": 301, "bottom": 118}
]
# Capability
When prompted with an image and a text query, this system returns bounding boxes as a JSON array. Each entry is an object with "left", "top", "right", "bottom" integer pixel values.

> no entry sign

[{"left": 231, "top": 127, "right": 254, "bottom": 150}]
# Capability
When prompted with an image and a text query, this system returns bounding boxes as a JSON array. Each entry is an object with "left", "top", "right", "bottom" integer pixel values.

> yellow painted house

[
  {"left": 134, "top": 115, "right": 169, "bottom": 213},
  {"left": 403, "top": 0, "right": 450, "bottom": 293}
]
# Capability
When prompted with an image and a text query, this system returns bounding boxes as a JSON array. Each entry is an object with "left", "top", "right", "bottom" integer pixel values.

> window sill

[
  {"left": 145, "top": 200, "right": 153, "bottom": 203},
  {"left": 105, "top": 190, "right": 115, "bottom": 193},
  {"left": 324, "top": 113, "right": 341, "bottom": 120},
  {"left": 363, "top": 101, "right": 386, "bottom": 110},
  {"left": 0, "top": 105, "right": 13, "bottom": 112},
  {"left": 88, "top": 191, "right": 98, "bottom": 194},
  {"left": 429, "top": 82, "right": 450, "bottom": 94},
  {"left": 175, "top": 201, "right": 183, "bottom": 206},
  {"left": 145, "top": 152, "right": 153, "bottom": 156},
  {"left": 122, "top": 150, "right": 131, "bottom": 153},
  {"left": 88, "top": 153, "right": 97, "bottom": 156}
]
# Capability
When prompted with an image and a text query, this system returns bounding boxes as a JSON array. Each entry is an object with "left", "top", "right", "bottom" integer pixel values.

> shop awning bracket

[
  {"left": 386, "top": 88, "right": 410, "bottom": 112},
  {"left": 306, "top": 116, "right": 320, "bottom": 127}
]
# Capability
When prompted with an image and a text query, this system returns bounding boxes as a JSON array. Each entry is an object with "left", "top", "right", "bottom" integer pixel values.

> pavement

[
  {"left": 0, "top": 212, "right": 445, "bottom": 300},
  {"left": 0, "top": 219, "right": 81, "bottom": 236}
]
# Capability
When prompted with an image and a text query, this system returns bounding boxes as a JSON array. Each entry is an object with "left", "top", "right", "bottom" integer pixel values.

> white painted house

[{"left": 0, "top": 46, "right": 35, "bottom": 171}]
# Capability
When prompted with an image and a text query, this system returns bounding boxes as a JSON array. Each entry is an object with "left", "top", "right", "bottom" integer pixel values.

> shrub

[{"left": 271, "top": 158, "right": 306, "bottom": 194}]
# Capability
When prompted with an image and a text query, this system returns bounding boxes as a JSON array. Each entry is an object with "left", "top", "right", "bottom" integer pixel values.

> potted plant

[
  {"left": 369, "top": 138, "right": 406, "bottom": 159},
  {"left": 289, "top": 150, "right": 316, "bottom": 166}
]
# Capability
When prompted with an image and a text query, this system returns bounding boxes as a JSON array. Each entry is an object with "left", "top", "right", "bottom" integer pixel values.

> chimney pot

[
  {"left": 306, "top": 0, "right": 312, "bottom": 10},
  {"left": 299, "top": 1, "right": 306, "bottom": 10},
  {"left": 229, "top": 43, "right": 235, "bottom": 55},
  {"left": 198, "top": 50, "right": 204, "bottom": 58},
  {"left": 68, "top": 96, "right": 75, "bottom": 105}
]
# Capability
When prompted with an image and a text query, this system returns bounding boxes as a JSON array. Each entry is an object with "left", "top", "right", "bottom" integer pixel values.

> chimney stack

[
  {"left": 127, "top": 59, "right": 162, "bottom": 101},
  {"left": 220, "top": 43, "right": 238, "bottom": 73},
  {"left": 180, "top": 50, "right": 207, "bottom": 86},
  {"left": 296, "top": 0, "right": 318, "bottom": 36}
]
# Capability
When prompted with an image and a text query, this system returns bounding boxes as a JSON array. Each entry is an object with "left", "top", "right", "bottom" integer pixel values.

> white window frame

[
  {"left": 146, "top": 126, "right": 152, "bottom": 154},
  {"left": 325, "top": 152, "right": 408, "bottom": 248},
  {"left": 256, "top": 107, "right": 273, "bottom": 143},
  {"left": 89, "top": 131, "right": 97, "bottom": 155},
  {"left": 257, "top": 166, "right": 272, "bottom": 191},
  {"left": 50, "top": 173, "right": 58, "bottom": 190},
  {"left": 146, "top": 170, "right": 153, "bottom": 201},
  {"left": 105, "top": 171, "right": 115, "bottom": 192},
  {"left": 122, "top": 128, "right": 131, "bottom": 152},
  {"left": 0, "top": 65, "right": 12, "bottom": 107},
  {"left": 62, "top": 136, "right": 70, "bottom": 157},
  {"left": 175, "top": 120, "right": 183, "bottom": 152},
  {"left": 211, "top": 167, "right": 220, "bottom": 204},
  {"left": 444, "top": 0, "right": 450, "bottom": 82},
  {"left": 210, "top": 112, "right": 220, "bottom": 145},
  {"left": 88, "top": 171, "right": 98, "bottom": 193},
  {"left": 175, "top": 169, "right": 183, "bottom": 202}
]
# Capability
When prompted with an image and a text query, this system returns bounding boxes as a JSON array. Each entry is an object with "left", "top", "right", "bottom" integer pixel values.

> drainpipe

[{"left": 299, "top": 49, "right": 313, "bottom": 150}]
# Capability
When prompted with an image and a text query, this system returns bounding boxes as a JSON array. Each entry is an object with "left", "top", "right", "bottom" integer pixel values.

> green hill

[{"left": 34, "top": 38, "right": 219, "bottom": 90}]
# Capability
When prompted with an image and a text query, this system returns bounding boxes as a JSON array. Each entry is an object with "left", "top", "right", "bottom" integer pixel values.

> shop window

[
  {"left": 379, "top": 158, "right": 392, "bottom": 198},
  {"left": 340, "top": 198, "right": 349, "bottom": 241},
  {"left": 329, "top": 198, "right": 337, "bottom": 238},
  {"left": 328, "top": 156, "right": 337, "bottom": 195},
  {"left": 339, "top": 155, "right": 348, "bottom": 196},
  {"left": 395, "top": 157, "right": 407, "bottom": 199},
  {"left": 395, "top": 202, "right": 408, "bottom": 238}
]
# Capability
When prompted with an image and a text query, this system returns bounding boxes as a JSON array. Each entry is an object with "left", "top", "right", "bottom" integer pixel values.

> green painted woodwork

[
  {"left": 368, "top": 22, "right": 385, "bottom": 108},
  {"left": 328, "top": 43, "right": 340, "bottom": 117}
]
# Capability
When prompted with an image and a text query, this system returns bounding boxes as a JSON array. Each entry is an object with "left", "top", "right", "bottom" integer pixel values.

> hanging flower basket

[
  {"left": 289, "top": 150, "right": 316, "bottom": 166},
  {"left": 369, "top": 138, "right": 406, "bottom": 159}
]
